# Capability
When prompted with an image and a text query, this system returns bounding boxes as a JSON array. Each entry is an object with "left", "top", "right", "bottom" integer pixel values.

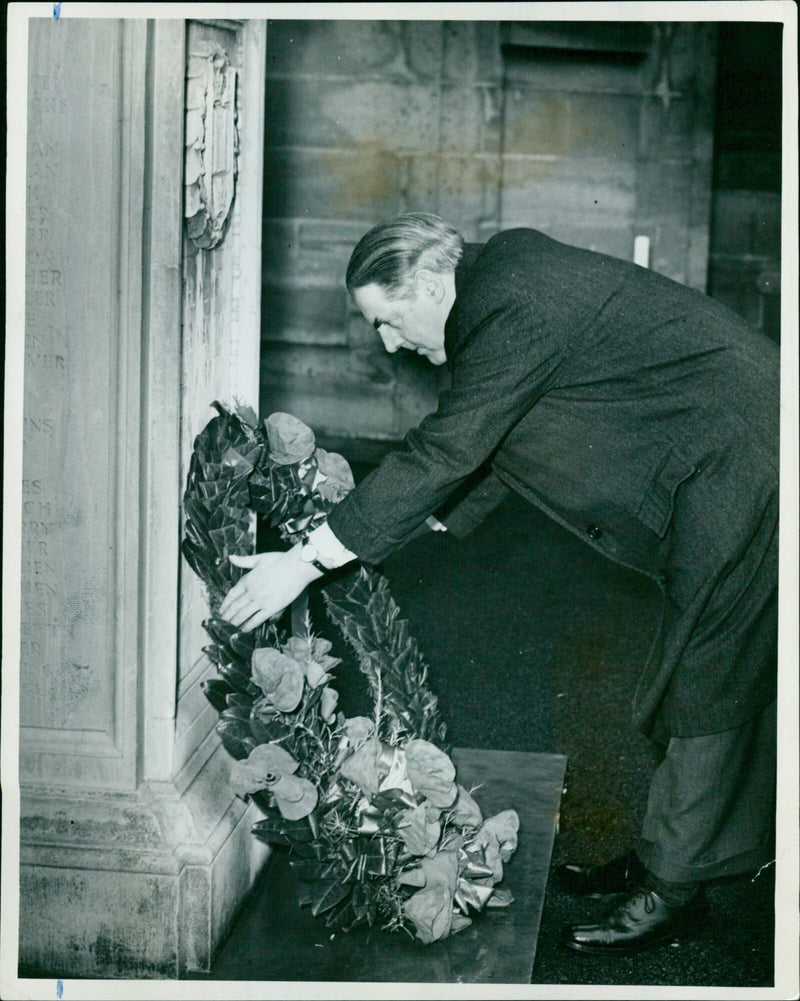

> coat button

[{"left": 586, "top": 523, "right": 602, "bottom": 540}]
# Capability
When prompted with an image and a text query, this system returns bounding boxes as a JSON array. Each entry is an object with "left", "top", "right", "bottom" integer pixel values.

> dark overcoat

[{"left": 328, "top": 229, "right": 779, "bottom": 739}]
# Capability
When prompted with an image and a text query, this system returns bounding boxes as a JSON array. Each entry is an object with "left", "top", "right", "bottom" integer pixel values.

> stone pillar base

[{"left": 18, "top": 743, "right": 269, "bottom": 979}]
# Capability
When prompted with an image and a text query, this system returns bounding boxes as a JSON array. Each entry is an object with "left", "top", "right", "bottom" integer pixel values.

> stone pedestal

[{"left": 11, "top": 15, "right": 269, "bottom": 978}]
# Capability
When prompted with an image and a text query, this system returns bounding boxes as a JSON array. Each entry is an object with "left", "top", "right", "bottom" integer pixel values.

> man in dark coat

[{"left": 220, "top": 213, "right": 779, "bottom": 954}]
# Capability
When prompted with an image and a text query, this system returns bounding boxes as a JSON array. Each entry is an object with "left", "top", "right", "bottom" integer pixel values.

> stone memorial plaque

[
  {"left": 205, "top": 749, "right": 567, "bottom": 984},
  {"left": 20, "top": 19, "right": 139, "bottom": 783}
]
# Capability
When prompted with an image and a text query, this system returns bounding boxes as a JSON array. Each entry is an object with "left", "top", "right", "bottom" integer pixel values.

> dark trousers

[{"left": 636, "top": 700, "right": 777, "bottom": 884}]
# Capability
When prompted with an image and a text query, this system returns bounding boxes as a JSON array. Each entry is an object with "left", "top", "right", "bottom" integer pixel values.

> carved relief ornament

[{"left": 184, "top": 42, "right": 239, "bottom": 249}]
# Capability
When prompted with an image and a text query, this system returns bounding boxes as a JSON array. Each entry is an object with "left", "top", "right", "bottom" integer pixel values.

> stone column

[{"left": 12, "top": 15, "right": 268, "bottom": 978}]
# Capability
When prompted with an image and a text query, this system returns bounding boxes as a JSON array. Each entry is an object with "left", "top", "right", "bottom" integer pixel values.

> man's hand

[{"left": 218, "top": 548, "right": 323, "bottom": 632}]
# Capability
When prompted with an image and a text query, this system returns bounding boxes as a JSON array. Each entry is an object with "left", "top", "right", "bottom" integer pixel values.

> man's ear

[{"left": 415, "top": 269, "right": 446, "bottom": 303}]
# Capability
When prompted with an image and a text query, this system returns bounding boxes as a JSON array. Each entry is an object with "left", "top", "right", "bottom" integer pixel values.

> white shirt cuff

[{"left": 307, "top": 521, "right": 358, "bottom": 569}]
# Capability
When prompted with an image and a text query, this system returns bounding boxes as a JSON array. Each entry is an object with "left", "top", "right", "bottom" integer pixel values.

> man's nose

[{"left": 379, "top": 329, "right": 401, "bottom": 353}]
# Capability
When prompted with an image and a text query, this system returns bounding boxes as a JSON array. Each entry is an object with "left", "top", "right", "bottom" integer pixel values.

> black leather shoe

[
  {"left": 560, "top": 887, "right": 707, "bottom": 954},
  {"left": 554, "top": 850, "right": 645, "bottom": 898}
]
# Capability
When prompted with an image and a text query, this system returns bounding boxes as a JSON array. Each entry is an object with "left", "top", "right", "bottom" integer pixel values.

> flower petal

[
  {"left": 310, "top": 636, "right": 333, "bottom": 659},
  {"left": 396, "top": 802, "right": 441, "bottom": 857},
  {"left": 486, "top": 887, "right": 515, "bottom": 908},
  {"left": 265, "top": 413, "right": 316, "bottom": 465},
  {"left": 397, "top": 866, "right": 426, "bottom": 888},
  {"left": 304, "top": 659, "right": 330, "bottom": 689},
  {"left": 314, "top": 448, "right": 356, "bottom": 502},
  {"left": 251, "top": 648, "right": 305, "bottom": 712},
  {"left": 403, "top": 885, "right": 453, "bottom": 944},
  {"left": 402, "top": 850, "right": 459, "bottom": 943},
  {"left": 320, "top": 686, "right": 338, "bottom": 723},
  {"left": 272, "top": 774, "right": 318, "bottom": 820},
  {"left": 482, "top": 810, "right": 520, "bottom": 861},
  {"left": 229, "top": 759, "right": 267, "bottom": 798},
  {"left": 283, "top": 636, "right": 312, "bottom": 660},
  {"left": 405, "top": 739, "right": 457, "bottom": 808},
  {"left": 228, "top": 742, "right": 298, "bottom": 797},
  {"left": 378, "top": 747, "right": 414, "bottom": 796},
  {"left": 450, "top": 784, "right": 483, "bottom": 827},
  {"left": 247, "top": 742, "right": 299, "bottom": 775},
  {"left": 339, "top": 741, "right": 382, "bottom": 795},
  {"left": 342, "top": 716, "right": 374, "bottom": 746},
  {"left": 450, "top": 913, "right": 473, "bottom": 934}
]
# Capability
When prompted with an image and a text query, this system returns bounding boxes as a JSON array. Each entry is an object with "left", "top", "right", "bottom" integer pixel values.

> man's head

[{"left": 346, "top": 213, "right": 464, "bottom": 365}]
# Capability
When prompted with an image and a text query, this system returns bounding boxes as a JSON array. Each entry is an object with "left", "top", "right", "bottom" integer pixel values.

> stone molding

[{"left": 20, "top": 744, "right": 251, "bottom": 875}]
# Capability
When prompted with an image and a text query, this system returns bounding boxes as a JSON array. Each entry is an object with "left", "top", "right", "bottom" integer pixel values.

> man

[{"left": 220, "top": 213, "right": 779, "bottom": 954}]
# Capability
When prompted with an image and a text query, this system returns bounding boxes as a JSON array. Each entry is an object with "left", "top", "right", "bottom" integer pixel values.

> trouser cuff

[
  {"left": 636, "top": 836, "right": 774, "bottom": 884},
  {"left": 640, "top": 867, "right": 700, "bottom": 906}
]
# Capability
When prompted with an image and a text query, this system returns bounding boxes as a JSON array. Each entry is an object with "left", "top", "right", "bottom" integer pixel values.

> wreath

[{"left": 182, "top": 402, "right": 519, "bottom": 943}]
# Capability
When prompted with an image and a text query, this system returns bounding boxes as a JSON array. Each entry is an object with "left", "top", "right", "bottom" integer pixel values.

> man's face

[{"left": 353, "top": 279, "right": 448, "bottom": 366}]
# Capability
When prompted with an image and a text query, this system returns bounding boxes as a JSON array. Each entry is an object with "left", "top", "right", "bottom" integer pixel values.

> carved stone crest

[{"left": 185, "top": 42, "right": 239, "bottom": 249}]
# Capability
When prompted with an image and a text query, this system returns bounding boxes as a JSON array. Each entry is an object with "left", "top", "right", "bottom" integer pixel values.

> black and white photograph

[{"left": 2, "top": 3, "right": 798, "bottom": 999}]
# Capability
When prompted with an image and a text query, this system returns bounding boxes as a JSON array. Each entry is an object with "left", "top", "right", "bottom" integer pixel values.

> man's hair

[{"left": 345, "top": 213, "right": 464, "bottom": 300}]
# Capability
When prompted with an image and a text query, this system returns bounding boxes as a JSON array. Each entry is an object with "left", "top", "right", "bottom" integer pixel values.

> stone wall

[{"left": 259, "top": 19, "right": 717, "bottom": 446}]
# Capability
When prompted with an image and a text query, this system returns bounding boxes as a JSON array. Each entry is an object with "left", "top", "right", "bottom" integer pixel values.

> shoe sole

[
  {"left": 559, "top": 915, "right": 707, "bottom": 956},
  {"left": 559, "top": 930, "right": 692, "bottom": 955}
]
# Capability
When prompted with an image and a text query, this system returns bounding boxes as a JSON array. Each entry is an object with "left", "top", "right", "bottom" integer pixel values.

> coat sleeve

[
  {"left": 436, "top": 466, "right": 511, "bottom": 539},
  {"left": 327, "top": 299, "right": 564, "bottom": 563}
]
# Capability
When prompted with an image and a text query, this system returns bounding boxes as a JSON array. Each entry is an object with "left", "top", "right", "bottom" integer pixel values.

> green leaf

[
  {"left": 309, "top": 879, "right": 350, "bottom": 917},
  {"left": 217, "top": 663, "right": 254, "bottom": 697},
  {"left": 226, "top": 691, "right": 253, "bottom": 709},
  {"left": 290, "top": 839, "right": 329, "bottom": 860},
  {"left": 251, "top": 814, "right": 316, "bottom": 844},
  {"left": 324, "top": 898, "right": 362, "bottom": 931},
  {"left": 249, "top": 707, "right": 291, "bottom": 745},
  {"left": 323, "top": 568, "right": 448, "bottom": 749},
  {"left": 216, "top": 719, "right": 258, "bottom": 761},
  {"left": 220, "top": 702, "right": 251, "bottom": 726},
  {"left": 203, "top": 616, "right": 237, "bottom": 647},
  {"left": 180, "top": 540, "right": 208, "bottom": 580},
  {"left": 288, "top": 859, "right": 327, "bottom": 881},
  {"left": 251, "top": 827, "right": 291, "bottom": 849},
  {"left": 393, "top": 646, "right": 414, "bottom": 675},
  {"left": 229, "top": 630, "right": 256, "bottom": 660},
  {"left": 202, "top": 678, "right": 234, "bottom": 713},
  {"left": 295, "top": 881, "right": 316, "bottom": 909}
]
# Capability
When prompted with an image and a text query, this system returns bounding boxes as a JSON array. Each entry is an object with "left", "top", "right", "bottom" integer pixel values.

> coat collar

[
  {"left": 445, "top": 243, "right": 483, "bottom": 366},
  {"left": 455, "top": 243, "right": 482, "bottom": 297}
]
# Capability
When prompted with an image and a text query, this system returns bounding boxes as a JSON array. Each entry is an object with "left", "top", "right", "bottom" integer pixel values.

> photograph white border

[{"left": 3, "top": 3, "right": 797, "bottom": 999}]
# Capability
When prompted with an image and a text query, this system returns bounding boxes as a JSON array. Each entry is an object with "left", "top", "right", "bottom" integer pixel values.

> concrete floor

[{"left": 212, "top": 471, "right": 778, "bottom": 990}]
